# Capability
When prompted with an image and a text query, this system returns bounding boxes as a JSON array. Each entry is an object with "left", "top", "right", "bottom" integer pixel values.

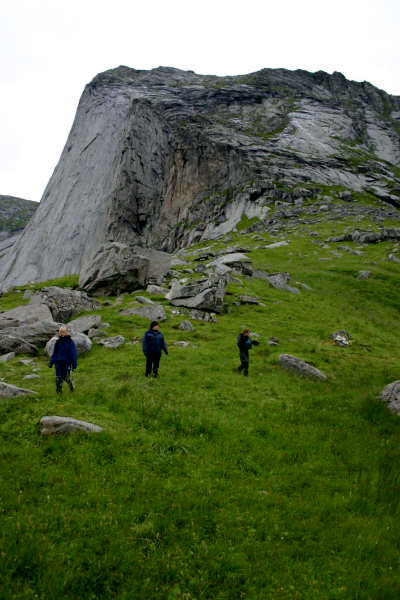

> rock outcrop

[{"left": 1, "top": 66, "right": 399, "bottom": 289}]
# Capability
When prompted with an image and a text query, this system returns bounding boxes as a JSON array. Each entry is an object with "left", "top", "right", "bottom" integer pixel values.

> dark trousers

[
  {"left": 145, "top": 352, "right": 161, "bottom": 377},
  {"left": 55, "top": 361, "right": 73, "bottom": 392},
  {"left": 238, "top": 350, "right": 249, "bottom": 375}
]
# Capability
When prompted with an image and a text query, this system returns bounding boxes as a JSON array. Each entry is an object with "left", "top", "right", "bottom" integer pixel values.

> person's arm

[
  {"left": 162, "top": 336, "right": 168, "bottom": 355},
  {"left": 142, "top": 332, "right": 148, "bottom": 355},
  {"left": 49, "top": 339, "right": 58, "bottom": 367},
  {"left": 71, "top": 340, "right": 78, "bottom": 369}
]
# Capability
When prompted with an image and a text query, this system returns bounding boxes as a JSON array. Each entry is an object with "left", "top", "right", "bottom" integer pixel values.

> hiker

[
  {"left": 49, "top": 325, "right": 78, "bottom": 393},
  {"left": 142, "top": 320, "right": 168, "bottom": 377},
  {"left": 237, "top": 328, "right": 259, "bottom": 376}
]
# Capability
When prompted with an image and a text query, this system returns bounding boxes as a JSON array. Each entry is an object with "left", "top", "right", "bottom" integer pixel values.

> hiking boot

[{"left": 56, "top": 376, "right": 63, "bottom": 394}]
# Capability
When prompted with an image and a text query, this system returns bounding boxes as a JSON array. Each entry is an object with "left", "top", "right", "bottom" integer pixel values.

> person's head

[
  {"left": 242, "top": 328, "right": 250, "bottom": 336},
  {"left": 150, "top": 321, "right": 159, "bottom": 331},
  {"left": 59, "top": 325, "right": 68, "bottom": 337}
]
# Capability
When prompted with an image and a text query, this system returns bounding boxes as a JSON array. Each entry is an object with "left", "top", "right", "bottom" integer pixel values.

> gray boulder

[
  {"left": 279, "top": 354, "right": 327, "bottom": 380},
  {"left": 97, "top": 335, "right": 125, "bottom": 349},
  {"left": 0, "top": 303, "right": 53, "bottom": 330},
  {"left": 40, "top": 416, "right": 103, "bottom": 435},
  {"left": 178, "top": 320, "right": 194, "bottom": 331},
  {"left": 378, "top": 381, "right": 400, "bottom": 415},
  {"left": 146, "top": 284, "right": 168, "bottom": 296},
  {"left": 0, "top": 381, "right": 37, "bottom": 398},
  {"left": 168, "top": 275, "right": 227, "bottom": 314},
  {"left": 207, "top": 253, "right": 253, "bottom": 276},
  {"left": 67, "top": 314, "right": 102, "bottom": 334},
  {"left": 45, "top": 333, "right": 92, "bottom": 357},
  {"left": 357, "top": 270, "right": 372, "bottom": 279},
  {"left": 330, "top": 330, "right": 350, "bottom": 347},
  {"left": 253, "top": 269, "right": 300, "bottom": 293},
  {"left": 0, "top": 334, "right": 39, "bottom": 355},
  {"left": 30, "top": 286, "right": 99, "bottom": 322},
  {"left": 79, "top": 242, "right": 174, "bottom": 296},
  {"left": 1, "top": 320, "right": 62, "bottom": 346},
  {"left": 0, "top": 352, "right": 16, "bottom": 362},
  {"left": 119, "top": 304, "right": 167, "bottom": 321}
]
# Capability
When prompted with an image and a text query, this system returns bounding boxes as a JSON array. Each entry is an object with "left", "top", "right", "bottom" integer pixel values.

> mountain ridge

[{"left": 0, "top": 64, "right": 399, "bottom": 290}]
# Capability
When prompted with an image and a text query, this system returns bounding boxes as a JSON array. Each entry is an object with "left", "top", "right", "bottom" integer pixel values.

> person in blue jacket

[
  {"left": 49, "top": 325, "right": 78, "bottom": 393},
  {"left": 142, "top": 320, "right": 168, "bottom": 378},
  {"left": 237, "top": 328, "right": 259, "bottom": 376}
]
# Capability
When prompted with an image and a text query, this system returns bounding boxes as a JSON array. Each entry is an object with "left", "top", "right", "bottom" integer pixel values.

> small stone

[
  {"left": 178, "top": 320, "right": 194, "bottom": 331},
  {"left": 97, "top": 335, "right": 125, "bottom": 349}
]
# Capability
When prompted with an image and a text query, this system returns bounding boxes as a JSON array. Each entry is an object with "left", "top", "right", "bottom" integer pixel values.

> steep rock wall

[{"left": 1, "top": 65, "right": 399, "bottom": 288}]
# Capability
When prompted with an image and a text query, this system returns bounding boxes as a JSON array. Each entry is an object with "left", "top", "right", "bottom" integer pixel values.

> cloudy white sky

[{"left": 1, "top": 0, "right": 399, "bottom": 202}]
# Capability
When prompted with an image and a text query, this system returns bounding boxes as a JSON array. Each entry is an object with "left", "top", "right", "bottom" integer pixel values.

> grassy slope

[{"left": 1, "top": 215, "right": 400, "bottom": 599}]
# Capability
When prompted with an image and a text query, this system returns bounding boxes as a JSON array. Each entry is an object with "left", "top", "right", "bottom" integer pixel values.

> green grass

[{"left": 1, "top": 220, "right": 400, "bottom": 599}]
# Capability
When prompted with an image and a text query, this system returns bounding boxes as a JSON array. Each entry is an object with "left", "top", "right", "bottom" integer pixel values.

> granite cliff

[{"left": 1, "top": 65, "right": 400, "bottom": 289}]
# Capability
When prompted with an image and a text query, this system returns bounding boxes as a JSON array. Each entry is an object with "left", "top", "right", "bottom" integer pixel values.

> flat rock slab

[
  {"left": 67, "top": 314, "right": 102, "bottom": 334},
  {"left": 0, "top": 303, "right": 53, "bottom": 329},
  {"left": 378, "top": 381, "right": 400, "bottom": 415},
  {"left": 279, "top": 354, "right": 327, "bottom": 380},
  {"left": 40, "top": 416, "right": 103, "bottom": 435},
  {"left": 0, "top": 382, "right": 37, "bottom": 398}
]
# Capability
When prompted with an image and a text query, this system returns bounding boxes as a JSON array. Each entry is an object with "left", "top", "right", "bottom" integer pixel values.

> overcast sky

[{"left": 1, "top": 0, "right": 399, "bottom": 202}]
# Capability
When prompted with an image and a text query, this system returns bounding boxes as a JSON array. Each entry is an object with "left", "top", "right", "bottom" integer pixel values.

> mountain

[
  {"left": 0, "top": 195, "right": 37, "bottom": 257},
  {"left": 0, "top": 65, "right": 399, "bottom": 289}
]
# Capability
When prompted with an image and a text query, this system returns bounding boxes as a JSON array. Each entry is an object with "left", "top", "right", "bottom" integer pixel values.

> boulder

[
  {"left": 79, "top": 242, "right": 175, "bottom": 296},
  {"left": 1, "top": 320, "right": 62, "bottom": 346},
  {"left": 40, "top": 416, "right": 103, "bottom": 435},
  {"left": 378, "top": 381, "right": 400, "bottom": 415},
  {"left": 206, "top": 253, "right": 253, "bottom": 276},
  {"left": 279, "top": 354, "right": 327, "bottom": 380},
  {"left": 266, "top": 272, "right": 300, "bottom": 294},
  {"left": 168, "top": 275, "right": 227, "bottom": 314},
  {"left": 0, "top": 334, "right": 39, "bottom": 355},
  {"left": 0, "top": 352, "right": 16, "bottom": 363},
  {"left": 30, "top": 287, "right": 99, "bottom": 321},
  {"left": 253, "top": 269, "right": 300, "bottom": 293},
  {"left": 357, "top": 271, "right": 372, "bottom": 279},
  {"left": 178, "top": 320, "right": 194, "bottom": 331},
  {"left": 146, "top": 284, "right": 168, "bottom": 296},
  {"left": 0, "top": 382, "right": 37, "bottom": 398},
  {"left": 119, "top": 304, "right": 167, "bottom": 321},
  {"left": 45, "top": 333, "right": 93, "bottom": 357},
  {"left": 67, "top": 314, "right": 102, "bottom": 334},
  {"left": 0, "top": 303, "right": 53, "bottom": 330},
  {"left": 97, "top": 335, "right": 125, "bottom": 349},
  {"left": 330, "top": 330, "right": 350, "bottom": 347}
]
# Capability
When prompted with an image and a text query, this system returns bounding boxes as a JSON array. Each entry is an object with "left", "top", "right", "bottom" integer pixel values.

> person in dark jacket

[
  {"left": 49, "top": 325, "right": 78, "bottom": 393},
  {"left": 237, "top": 328, "right": 259, "bottom": 376},
  {"left": 142, "top": 321, "right": 168, "bottom": 377}
]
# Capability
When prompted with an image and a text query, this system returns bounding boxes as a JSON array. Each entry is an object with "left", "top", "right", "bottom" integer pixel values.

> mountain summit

[{"left": 1, "top": 65, "right": 399, "bottom": 289}]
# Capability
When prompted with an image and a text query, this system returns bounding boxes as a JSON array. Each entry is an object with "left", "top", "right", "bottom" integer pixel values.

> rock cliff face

[{"left": 1, "top": 65, "right": 400, "bottom": 289}]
